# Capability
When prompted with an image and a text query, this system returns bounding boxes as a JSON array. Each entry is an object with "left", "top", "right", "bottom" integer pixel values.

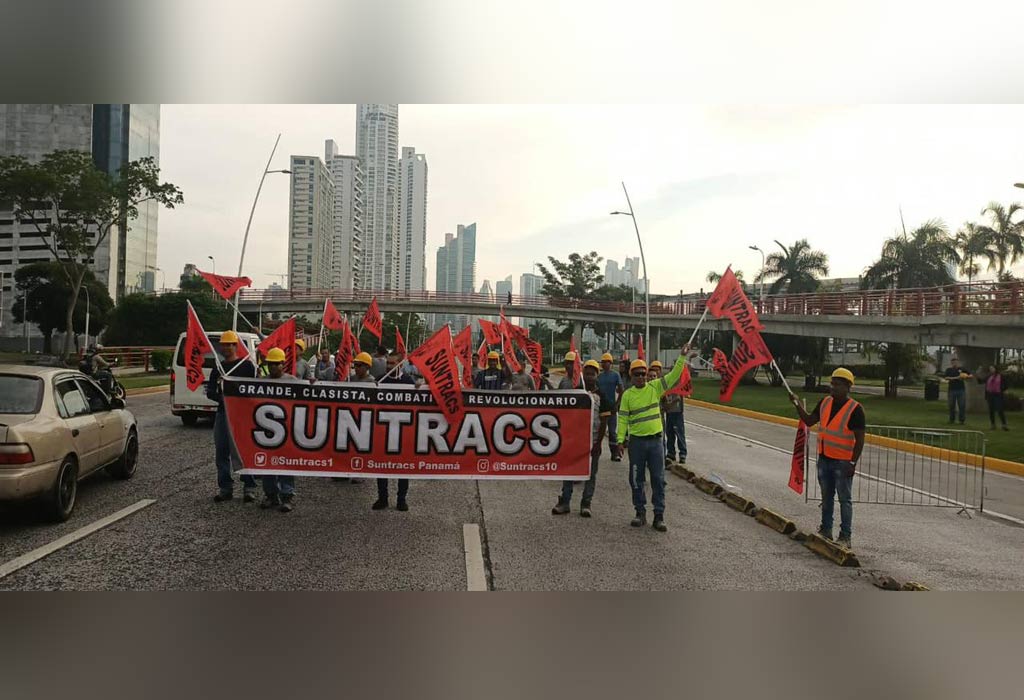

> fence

[
  {"left": 804, "top": 426, "right": 986, "bottom": 512},
  {"left": 82, "top": 346, "right": 175, "bottom": 372}
]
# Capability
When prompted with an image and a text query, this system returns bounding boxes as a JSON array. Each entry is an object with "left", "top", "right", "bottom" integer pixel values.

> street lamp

[
  {"left": 1015, "top": 183, "right": 1024, "bottom": 189},
  {"left": 611, "top": 181, "right": 649, "bottom": 358},
  {"left": 749, "top": 245, "right": 766, "bottom": 304},
  {"left": 207, "top": 255, "right": 216, "bottom": 274},
  {"left": 233, "top": 132, "right": 291, "bottom": 330}
]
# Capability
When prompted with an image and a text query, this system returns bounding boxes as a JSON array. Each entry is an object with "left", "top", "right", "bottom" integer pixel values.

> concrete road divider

[
  {"left": 720, "top": 491, "right": 756, "bottom": 515},
  {"left": 693, "top": 476, "right": 724, "bottom": 496},
  {"left": 670, "top": 464, "right": 696, "bottom": 482},
  {"left": 804, "top": 533, "right": 860, "bottom": 567},
  {"left": 901, "top": 581, "right": 930, "bottom": 591},
  {"left": 754, "top": 507, "right": 797, "bottom": 535}
]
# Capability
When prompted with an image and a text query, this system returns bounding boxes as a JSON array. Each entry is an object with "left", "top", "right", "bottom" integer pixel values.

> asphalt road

[{"left": 0, "top": 392, "right": 1019, "bottom": 590}]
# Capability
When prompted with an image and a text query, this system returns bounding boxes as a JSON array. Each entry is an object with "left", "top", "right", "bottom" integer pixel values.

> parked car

[
  {"left": 0, "top": 365, "right": 139, "bottom": 521},
  {"left": 170, "top": 331, "right": 261, "bottom": 426}
]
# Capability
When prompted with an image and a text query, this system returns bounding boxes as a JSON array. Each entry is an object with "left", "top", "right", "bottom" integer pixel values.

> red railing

[
  {"left": 237, "top": 281, "right": 1024, "bottom": 318},
  {"left": 79, "top": 346, "right": 175, "bottom": 371}
]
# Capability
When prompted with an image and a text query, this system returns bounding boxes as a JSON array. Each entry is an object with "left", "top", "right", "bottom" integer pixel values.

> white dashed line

[{"left": 462, "top": 523, "right": 488, "bottom": 591}]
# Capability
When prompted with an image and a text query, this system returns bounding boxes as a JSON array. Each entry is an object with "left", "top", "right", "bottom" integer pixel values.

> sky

[{"left": 157, "top": 104, "right": 1024, "bottom": 295}]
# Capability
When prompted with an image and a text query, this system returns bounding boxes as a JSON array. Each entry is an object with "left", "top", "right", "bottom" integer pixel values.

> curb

[
  {"left": 754, "top": 507, "right": 798, "bottom": 536},
  {"left": 720, "top": 491, "right": 756, "bottom": 515},
  {"left": 804, "top": 533, "right": 860, "bottom": 567},
  {"left": 127, "top": 385, "right": 169, "bottom": 397},
  {"left": 687, "top": 398, "right": 1024, "bottom": 477}
]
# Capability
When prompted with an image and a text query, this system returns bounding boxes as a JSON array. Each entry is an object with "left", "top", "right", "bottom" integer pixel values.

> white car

[
  {"left": 0, "top": 365, "right": 139, "bottom": 521},
  {"left": 170, "top": 330, "right": 261, "bottom": 426}
]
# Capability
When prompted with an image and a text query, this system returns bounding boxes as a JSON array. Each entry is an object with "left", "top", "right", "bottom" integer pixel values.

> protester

[
  {"left": 474, "top": 351, "right": 508, "bottom": 389},
  {"left": 375, "top": 351, "right": 415, "bottom": 510},
  {"left": 615, "top": 345, "right": 690, "bottom": 532},
  {"left": 509, "top": 362, "right": 536, "bottom": 391},
  {"left": 351, "top": 352, "right": 375, "bottom": 383},
  {"left": 207, "top": 330, "right": 258, "bottom": 503},
  {"left": 314, "top": 346, "right": 335, "bottom": 381},
  {"left": 598, "top": 353, "right": 625, "bottom": 461},
  {"left": 557, "top": 352, "right": 577, "bottom": 389},
  {"left": 661, "top": 382, "right": 687, "bottom": 466},
  {"left": 941, "top": 357, "right": 971, "bottom": 425},
  {"left": 553, "top": 360, "right": 610, "bottom": 517},
  {"left": 984, "top": 364, "right": 1010, "bottom": 431},
  {"left": 370, "top": 346, "right": 388, "bottom": 380},
  {"left": 259, "top": 348, "right": 301, "bottom": 512},
  {"left": 294, "top": 338, "right": 313, "bottom": 381},
  {"left": 788, "top": 368, "right": 865, "bottom": 549}
]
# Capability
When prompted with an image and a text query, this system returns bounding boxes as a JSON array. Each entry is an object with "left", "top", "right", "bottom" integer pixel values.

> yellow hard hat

[
  {"left": 584, "top": 359, "right": 600, "bottom": 370},
  {"left": 219, "top": 330, "right": 240, "bottom": 345},
  {"left": 630, "top": 359, "right": 648, "bottom": 372},
  {"left": 354, "top": 352, "right": 373, "bottom": 366},
  {"left": 487, "top": 351, "right": 501, "bottom": 359},
  {"left": 564, "top": 351, "right": 577, "bottom": 362},
  {"left": 650, "top": 360, "right": 663, "bottom": 369},
  {"left": 294, "top": 338, "right": 306, "bottom": 352},
  {"left": 265, "top": 348, "right": 287, "bottom": 363},
  {"left": 831, "top": 367, "right": 855, "bottom": 385},
  {"left": 601, "top": 353, "right": 614, "bottom": 362}
]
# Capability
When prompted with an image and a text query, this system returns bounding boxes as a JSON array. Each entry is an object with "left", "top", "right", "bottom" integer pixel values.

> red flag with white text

[
  {"left": 408, "top": 326, "right": 466, "bottom": 428},
  {"left": 362, "top": 297, "right": 383, "bottom": 340},
  {"left": 197, "top": 269, "right": 252, "bottom": 301},
  {"left": 258, "top": 317, "right": 297, "bottom": 376},
  {"left": 184, "top": 301, "right": 215, "bottom": 391}
]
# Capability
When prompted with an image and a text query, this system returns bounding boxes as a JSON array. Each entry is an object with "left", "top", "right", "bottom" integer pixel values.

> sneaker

[
  {"left": 551, "top": 501, "right": 570, "bottom": 515},
  {"left": 278, "top": 494, "right": 294, "bottom": 513},
  {"left": 580, "top": 502, "right": 592, "bottom": 518},
  {"left": 213, "top": 491, "right": 233, "bottom": 503},
  {"left": 630, "top": 511, "right": 646, "bottom": 527},
  {"left": 396, "top": 500, "right": 409, "bottom": 512},
  {"left": 836, "top": 535, "right": 852, "bottom": 549},
  {"left": 611, "top": 454, "right": 622, "bottom": 462},
  {"left": 260, "top": 494, "right": 281, "bottom": 509},
  {"left": 679, "top": 457, "right": 686, "bottom": 465},
  {"left": 816, "top": 526, "right": 832, "bottom": 540},
  {"left": 372, "top": 498, "right": 388, "bottom": 510},
  {"left": 242, "top": 489, "right": 257, "bottom": 504},
  {"left": 652, "top": 515, "right": 667, "bottom": 532},
  {"left": 666, "top": 457, "right": 676, "bottom": 466}
]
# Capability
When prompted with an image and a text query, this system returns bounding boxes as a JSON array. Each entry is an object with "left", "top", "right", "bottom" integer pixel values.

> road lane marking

[
  {"left": 0, "top": 499, "right": 157, "bottom": 581},
  {"left": 462, "top": 523, "right": 487, "bottom": 591}
]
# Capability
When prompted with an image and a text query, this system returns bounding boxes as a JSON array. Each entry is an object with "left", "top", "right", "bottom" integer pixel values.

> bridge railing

[{"left": 237, "top": 281, "right": 1024, "bottom": 318}]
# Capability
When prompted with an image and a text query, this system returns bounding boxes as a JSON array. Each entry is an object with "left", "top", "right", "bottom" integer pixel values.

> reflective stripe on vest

[{"left": 817, "top": 396, "right": 860, "bottom": 460}]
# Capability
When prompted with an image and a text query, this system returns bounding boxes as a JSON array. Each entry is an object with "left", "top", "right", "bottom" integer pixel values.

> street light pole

[
  {"left": 611, "top": 181, "right": 649, "bottom": 358},
  {"left": 83, "top": 284, "right": 90, "bottom": 350},
  {"left": 208, "top": 255, "right": 216, "bottom": 274},
  {"left": 23, "top": 283, "right": 29, "bottom": 353},
  {"left": 233, "top": 132, "right": 291, "bottom": 330},
  {"left": 0, "top": 270, "right": 6, "bottom": 330},
  {"left": 749, "top": 245, "right": 766, "bottom": 306}
]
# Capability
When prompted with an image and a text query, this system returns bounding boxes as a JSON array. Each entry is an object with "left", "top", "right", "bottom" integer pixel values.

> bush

[{"left": 150, "top": 349, "right": 172, "bottom": 373}]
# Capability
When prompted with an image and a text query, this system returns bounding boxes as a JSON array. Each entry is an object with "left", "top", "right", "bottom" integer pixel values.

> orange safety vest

[{"left": 817, "top": 396, "right": 861, "bottom": 460}]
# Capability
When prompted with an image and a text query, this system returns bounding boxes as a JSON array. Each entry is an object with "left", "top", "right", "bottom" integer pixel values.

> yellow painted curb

[{"left": 687, "top": 398, "right": 1024, "bottom": 478}]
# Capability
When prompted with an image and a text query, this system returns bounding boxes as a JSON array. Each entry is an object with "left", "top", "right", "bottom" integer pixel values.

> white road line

[
  {"left": 462, "top": 523, "right": 488, "bottom": 591},
  {"left": 0, "top": 499, "right": 157, "bottom": 581}
]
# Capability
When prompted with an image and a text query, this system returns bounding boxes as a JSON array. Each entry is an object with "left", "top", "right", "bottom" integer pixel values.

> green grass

[
  {"left": 688, "top": 377, "right": 1023, "bottom": 464},
  {"left": 121, "top": 373, "right": 170, "bottom": 390}
]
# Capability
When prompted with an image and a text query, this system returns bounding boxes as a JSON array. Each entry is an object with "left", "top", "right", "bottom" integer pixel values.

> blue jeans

[
  {"left": 664, "top": 411, "right": 686, "bottom": 460},
  {"left": 948, "top": 390, "right": 965, "bottom": 424},
  {"left": 817, "top": 455, "right": 853, "bottom": 539},
  {"left": 561, "top": 451, "right": 600, "bottom": 504},
  {"left": 628, "top": 436, "right": 666, "bottom": 516},
  {"left": 607, "top": 413, "right": 618, "bottom": 448},
  {"left": 214, "top": 409, "right": 256, "bottom": 493},
  {"left": 262, "top": 474, "right": 295, "bottom": 497}
]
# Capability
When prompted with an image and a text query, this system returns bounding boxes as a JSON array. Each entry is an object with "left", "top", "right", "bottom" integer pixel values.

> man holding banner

[{"left": 206, "top": 329, "right": 258, "bottom": 503}]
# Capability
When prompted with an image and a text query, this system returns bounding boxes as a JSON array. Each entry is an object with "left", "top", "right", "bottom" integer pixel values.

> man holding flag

[{"left": 206, "top": 329, "right": 257, "bottom": 503}]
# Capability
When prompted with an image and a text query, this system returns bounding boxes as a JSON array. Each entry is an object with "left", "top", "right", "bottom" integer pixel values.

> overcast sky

[{"left": 157, "top": 104, "right": 1024, "bottom": 295}]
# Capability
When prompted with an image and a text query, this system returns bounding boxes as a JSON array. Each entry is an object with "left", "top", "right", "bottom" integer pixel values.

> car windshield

[
  {"left": 0, "top": 375, "right": 43, "bottom": 414},
  {"left": 175, "top": 334, "right": 245, "bottom": 370}
]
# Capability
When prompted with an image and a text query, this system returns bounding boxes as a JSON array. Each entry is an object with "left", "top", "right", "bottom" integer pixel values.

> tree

[
  {"left": 755, "top": 239, "right": 829, "bottom": 294},
  {"left": 0, "top": 150, "right": 184, "bottom": 358},
  {"left": 861, "top": 218, "right": 958, "bottom": 289},
  {"left": 103, "top": 292, "right": 231, "bottom": 346},
  {"left": 536, "top": 252, "right": 604, "bottom": 299},
  {"left": 10, "top": 262, "right": 113, "bottom": 353},
  {"left": 954, "top": 222, "right": 998, "bottom": 283},
  {"left": 977, "top": 201, "right": 1024, "bottom": 274},
  {"left": 706, "top": 269, "right": 747, "bottom": 287},
  {"left": 589, "top": 283, "right": 638, "bottom": 340}
]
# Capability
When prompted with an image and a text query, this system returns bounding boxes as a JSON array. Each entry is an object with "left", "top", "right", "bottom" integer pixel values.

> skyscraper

[
  {"left": 324, "top": 139, "right": 364, "bottom": 291},
  {"left": 520, "top": 272, "right": 543, "bottom": 298},
  {"left": 397, "top": 146, "right": 428, "bottom": 292},
  {"left": 356, "top": 104, "right": 400, "bottom": 290},
  {"left": 287, "top": 155, "right": 335, "bottom": 290},
  {"left": 0, "top": 103, "right": 160, "bottom": 336},
  {"left": 495, "top": 275, "right": 513, "bottom": 302},
  {"left": 434, "top": 223, "right": 477, "bottom": 328},
  {"left": 479, "top": 279, "right": 494, "bottom": 299}
]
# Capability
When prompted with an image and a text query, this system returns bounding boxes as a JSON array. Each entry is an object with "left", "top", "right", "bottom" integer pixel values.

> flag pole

[
  {"left": 188, "top": 300, "right": 225, "bottom": 378},
  {"left": 317, "top": 298, "right": 328, "bottom": 354},
  {"left": 771, "top": 358, "right": 795, "bottom": 395}
]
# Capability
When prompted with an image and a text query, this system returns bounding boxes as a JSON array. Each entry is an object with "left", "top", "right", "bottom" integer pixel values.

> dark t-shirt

[
  {"left": 207, "top": 357, "right": 257, "bottom": 407},
  {"left": 813, "top": 396, "right": 866, "bottom": 431},
  {"left": 944, "top": 367, "right": 965, "bottom": 392}
]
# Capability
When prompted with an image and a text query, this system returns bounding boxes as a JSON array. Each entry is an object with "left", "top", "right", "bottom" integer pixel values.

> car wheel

[
  {"left": 46, "top": 457, "right": 78, "bottom": 522},
  {"left": 106, "top": 429, "right": 138, "bottom": 480},
  {"left": 181, "top": 414, "right": 198, "bottom": 427}
]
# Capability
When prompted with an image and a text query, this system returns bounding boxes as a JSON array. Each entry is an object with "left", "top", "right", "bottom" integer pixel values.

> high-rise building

[
  {"left": 397, "top": 146, "right": 428, "bottom": 292},
  {"left": 604, "top": 259, "right": 622, "bottom": 287},
  {"left": 602, "top": 256, "right": 645, "bottom": 292},
  {"left": 0, "top": 103, "right": 161, "bottom": 336},
  {"left": 479, "top": 279, "right": 494, "bottom": 299},
  {"left": 495, "top": 275, "right": 513, "bottom": 303},
  {"left": 324, "top": 139, "right": 364, "bottom": 290},
  {"left": 287, "top": 155, "right": 335, "bottom": 291},
  {"left": 520, "top": 272, "right": 544, "bottom": 298},
  {"left": 356, "top": 104, "right": 400, "bottom": 290},
  {"left": 433, "top": 223, "right": 477, "bottom": 328}
]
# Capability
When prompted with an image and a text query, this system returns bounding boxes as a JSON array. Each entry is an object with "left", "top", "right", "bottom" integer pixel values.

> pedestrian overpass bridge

[{"left": 237, "top": 282, "right": 1024, "bottom": 350}]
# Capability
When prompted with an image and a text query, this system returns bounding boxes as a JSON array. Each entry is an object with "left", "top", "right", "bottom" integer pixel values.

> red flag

[
  {"left": 789, "top": 420, "right": 809, "bottom": 494},
  {"left": 665, "top": 364, "right": 693, "bottom": 397},
  {"left": 394, "top": 326, "right": 406, "bottom": 356},
  {"left": 408, "top": 326, "right": 466, "bottom": 428},
  {"left": 712, "top": 348, "right": 729, "bottom": 373},
  {"left": 706, "top": 267, "right": 764, "bottom": 338},
  {"left": 184, "top": 301, "right": 215, "bottom": 391},
  {"left": 362, "top": 297, "right": 383, "bottom": 340},
  {"left": 452, "top": 326, "right": 475, "bottom": 388},
  {"left": 477, "top": 339, "right": 488, "bottom": 370},
  {"left": 335, "top": 321, "right": 354, "bottom": 380},
  {"left": 323, "top": 299, "right": 346, "bottom": 331},
  {"left": 715, "top": 333, "right": 773, "bottom": 402},
  {"left": 197, "top": 269, "right": 252, "bottom": 301},
  {"left": 235, "top": 337, "right": 250, "bottom": 363},
  {"left": 524, "top": 339, "right": 544, "bottom": 388},
  {"left": 569, "top": 335, "right": 582, "bottom": 389},
  {"left": 478, "top": 318, "right": 502, "bottom": 346},
  {"left": 258, "top": 317, "right": 297, "bottom": 376},
  {"left": 637, "top": 334, "right": 646, "bottom": 361}
]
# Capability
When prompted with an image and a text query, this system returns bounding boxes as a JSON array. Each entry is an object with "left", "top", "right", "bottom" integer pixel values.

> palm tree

[
  {"left": 977, "top": 201, "right": 1024, "bottom": 274},
  {"left": 862, "top": 219, "right": 959, "bottom": 290},
  {"left": 954, "top": 222, "right": 998, "bottom": 283},
  {"left": 755, "top": 239, "right": 829, "bottom": 294},
  {"left": 706, "top": 269, "right": 746, "bottom": 286}
]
